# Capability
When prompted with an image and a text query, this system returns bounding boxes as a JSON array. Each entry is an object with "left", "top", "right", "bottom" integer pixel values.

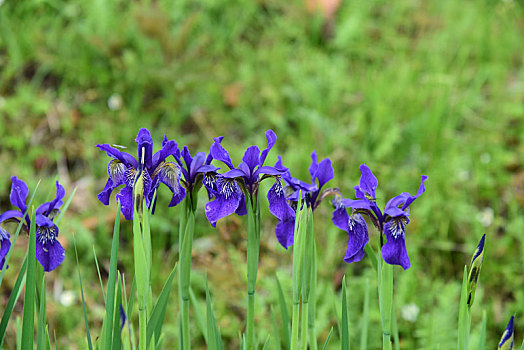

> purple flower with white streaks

[
  {"left": 97, "top": 128, "right": 183, "bottom": 220},
  {"left": 0, "top": 177, "right": 66, "bottom": 272},
  {"left": 205, "top": 130, "right": 287, "bottom": 227},
  {"left": 498, "top": 316, "right": 514, "bottom": 350},
  {"left": 272, "top": 151, "right": 340, "bottom": 249},
  {"left": 0, "top": 226, "right": 11, "bottom": 270},
  {"left": 338, "top": 164, "right": 427, "bottom": 269}
]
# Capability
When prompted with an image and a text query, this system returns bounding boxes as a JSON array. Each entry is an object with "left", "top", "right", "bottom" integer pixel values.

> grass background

[{"left": 0, "top": 0, "right": 523, "bottom": 348}]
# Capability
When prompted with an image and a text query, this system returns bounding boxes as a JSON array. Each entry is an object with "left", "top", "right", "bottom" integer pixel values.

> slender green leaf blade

[
  {"left": 189, "top": 287, "right": 208, "bottom": 343},
  {"left": 74, "top": 236, "right": 93, "bottom": 350},
  {"left": 206, "top": 279, "right": 223, "bottom": 350},
  {"left": 321, "top": 327, "right": 334, "bottom": 350},
  {"left": 93, "top": 246, "right": 106, "bottom": 300},
  {"left": 276, "top": 275, "right": 290, "bottom": 349},
  {"left": 112, "top": 273, "right": 122, "bottom": 350},
  {"left": 147, "top": 264, "right": 177, "bottom": 346},
  {"left": 458, "top": 265, "right": 470, "bottom": 350},
  {"left": 341, "top": 275, "right": 350, "bottom": 350},
  {"left": 478, "top": 311, "right": 486, "bottom": 350},
  {"left": 37, "top": 274, "right": 47, "bottom": 350},
  {"left": 21, "top": 210, "right": 37, "bottom": 350},
  {"left": 0, "top": 256, "right": 27, "bottom": 347},
  {"left": 360, "top": 278, "right": 370, "bottom": 350},
  {"left": 54, "top": 187, "right": 77, "bottom": 225}
]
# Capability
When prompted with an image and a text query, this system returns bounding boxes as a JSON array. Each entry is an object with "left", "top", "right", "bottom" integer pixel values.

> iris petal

[
  {"left": 36, "top": 237, "right": 65, "bottom": 272},
  {"left": 382, "top": 218, "right": 411, "bottom": 270},
  {"left": 10, "top": 176, "right": 29, "bottom": 213},
  {"left": 259, "top": 129, "right": 276, "bottom": 166},
  {"left": 344, "top": 214, "right": 368, "bottom": 264}
]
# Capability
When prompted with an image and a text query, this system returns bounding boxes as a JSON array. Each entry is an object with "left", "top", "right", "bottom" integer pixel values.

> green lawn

[{"left": 0, "top": 0, "right": 523, "bottom": 348}]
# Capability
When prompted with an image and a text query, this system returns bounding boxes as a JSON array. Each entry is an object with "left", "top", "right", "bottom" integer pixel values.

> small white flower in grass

[
  {"left": 480, "top": 152, "right": 491, "bottom": 164},
  {"left": 59, "top": 290, "right": 76, "bottom": 307},
  {"left": 401, "top": 303, "right": 420, "bottom": 323},
  {"left": 107, "top": 93, "right": 123, "bottom": 111},
  {"left": 476, "top": 207, "right": 494, "bottom": 227}
]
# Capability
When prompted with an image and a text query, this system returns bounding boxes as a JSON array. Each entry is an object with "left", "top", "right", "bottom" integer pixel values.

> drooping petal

[
  {"left": 203, "top": 173, "right": 219, "bottom": 199},
  {"left": 357, "top": 164, "right": 378, "bottom": 199},
  {"left": 382, "top": 217, "right": 411, "bottom": 270},
  {"left": 0, "top": 210, "right": 24, "bottom": 224},
  {"left": 116, "top": 186, "right": 134, "bottom": 220},
  {"left": 181, "top": 146, "right": 193, "bottom": 171},
  {"left": 152, "top": 138, "right": 178, "bottom": 170},
  {"left": 10, "top": 176, "right": 29, "bottom": 213},
  {"left": 0, "top": 227, "right": 11, "bottom": 270},
  {"left": 153, "top": 162, "right": 186, "bottom": 207},
  {"left": 332, "top": 206, "right": 350, "bottom": 231},
  {"left": 98, "top": 160, "right": 129, "bottom": 205},
  {"left": 259, "top": 129, "right": 277, "bottom": 166},
  {"left": 210, "top": 136, "right": 234, "bottom": 169},
  {"left": 498, "top": 316, "right": 514, "bottom": 350},
  {"left": 96, "top": 144, "right": 138, "bottom": 168},
  {"left": 242, "top": 146, "right": 261, "bottom": 173},
  {"left": 268, "top": 180, "right": 296, "bottom": 249},
  {"left": 36, "top": 235, "right": 65, "bottom": 272},
  {"left": 235, "top": 192, "right": 247, "bottom": 216},
  {"left": 344, "top": 214, "right": 369, "bottom": 264},
  {"left": 36, "top": 181, "right": 65, "bottom": 216},
  {"left": 136, "top": 128, "right": 153, "bottom": 170},
  {"left": 204, "top": 178, "right": 242, "bottom": 227},
  {"left": 275, "top": 218, "right": 295, "bottom": 249}
]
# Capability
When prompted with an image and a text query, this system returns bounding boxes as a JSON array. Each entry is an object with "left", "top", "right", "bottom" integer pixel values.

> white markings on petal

[{"left": 37, "top": 226, "right": 58, "bottom": 245}]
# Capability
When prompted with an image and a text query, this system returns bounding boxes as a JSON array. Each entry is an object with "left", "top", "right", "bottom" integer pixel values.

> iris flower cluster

[
  {"left": 95, "top": 128, "right": 428, "bottom": 270},
  {"left": 0, "top": 177, "right": 66, "bottom": 272},
  {"left": 333, "top": 164, "right": 427, "bottom": 270}
]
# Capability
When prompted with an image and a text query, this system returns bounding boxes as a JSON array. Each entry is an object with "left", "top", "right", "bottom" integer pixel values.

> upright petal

[
  {"left": 116, "top": 186, "right": 134, "bottom": 220},
  {"left": 313, "top": 158, "right": 334, "bottom": 190},
  {"left": 0, "top": 210, "right": 24, "bottom": 224},
  {"left": 259, "top": 129, "right": 277, "bottom": 166},
  {"left": 210, "top": 136, "right": 234, "bottom": 169},
  {"left": 181, "top": 146, "right": 193, "bottom": 170},
  {"left": 136, "top": 128, "right": 153, "bottom": 170},
  {"left": 358, "top": 164, "right": 378, "bottom": 199},
  {"left": 401, "top": 175, "right": 428, "bottom": 210},
  {"left": 152, "top": 138, "right": 178, "bottom": 170},
  {"left": 381, "top": 217, "right": 411, "bottom": 270},
  {"left": 242, "top": 146, "right": 261, "bottom": 173},
  {"left": 36, "top": 181, "right": 65, "bottom": 216},
  {"left": 189, "top": 152, "right": 206, "bottom": 181},
  {"left": 344, "top": 214, "right": 369, "bottom": 264},
  {"left": 308, "top": 151, "right": 318, "bottom": 182},
  {"left": 10, "top": 176, "right": 29, "bottom": 213}
]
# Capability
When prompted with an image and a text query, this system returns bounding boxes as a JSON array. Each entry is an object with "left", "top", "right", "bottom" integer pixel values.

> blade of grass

[
  {"left": 21, "top": 210, "right": 37, "bottom": 350},
  {"left": 276, "top": 275, "right": 290, "bottom": 349},
  {"left": 360, "top": 278, "right": 370, "bottom": 350},
  {"left": 0, "top": 256, "right": 27, "bottom": 347},
  {"left": 270, "top": 306, "right": 282, "bottom": 350},
  {"left": 477, "top": 310, "right": 486, "bottom": 350},
  {"left": 54, "top": 187, "right": 77, "bottom": 225},
  {"left": 74, "top": 235, "right": 93, "bottom": 350},
  {"left": 189, "top": 286, "right": 208, "bottom": 343},
  {"left": 206, "top": 278, "right": 223, "bottom": 350},
  {"left": 458, "top": 266, "right": 470, "bottom": 350},
  {"left": 112, "top": 272, "right": 122, "bottom": 350},
  {"left": 37, "top": 273, "right": 47, "bottom": 350},
  {"left": 341, "top": 275, "right": 350, "bottom": 350},
  {"left": 147, "top": 263, "right": 177, "bottom": 346},
  {"left": 321, "top": 327, "right": 334, "bottom": 350},
  {"left": 364, "top": 244, "right": 378, "bottom": 272},
  {"left": 93, "top": 246, "right": 106, "bottom": 301},
  {"left": 101, "top": 202, "right": 121, "bottom": 350}
]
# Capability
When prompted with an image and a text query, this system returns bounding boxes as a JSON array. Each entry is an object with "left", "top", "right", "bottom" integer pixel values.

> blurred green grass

[{"left": 0, "top": 0, "right": 523, "bottom": 348}]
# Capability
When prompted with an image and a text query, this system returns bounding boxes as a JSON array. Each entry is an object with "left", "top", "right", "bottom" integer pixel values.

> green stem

[
  {"left": 139, "top": 305, "right": 147, "bottom": 350},
  {"left": 379, "top": 257, "right": 393, "bottom": 350},
  {"left": 301, "top": 302, "right": 309, "bottom": 350},
  {"left": 290, "top": 302, "right": 300, "bottom": 350},
  {"left": 246, "top": 195, "right": 259, "bottom": 350}
]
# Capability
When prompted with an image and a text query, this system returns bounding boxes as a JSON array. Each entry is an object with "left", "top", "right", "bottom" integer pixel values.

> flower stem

[
  {"left": 139, "top": 305, "right": 147, "bottom": 350},
  {"left": 301, "top": 301, "right": 309, "bottom": 350},
  {"left": 378, "top": 256, "right": 394, "bottom": 350},
  {"left": 246, "top": 195, "right": 260, "bottom": 350},
  {"left": 290, "top": 302, "right": 300, "bottom": 350}
]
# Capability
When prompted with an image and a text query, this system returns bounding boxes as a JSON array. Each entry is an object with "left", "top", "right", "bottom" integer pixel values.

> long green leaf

[
  {"left": 37, "top": 274, "right": 47, "bottom": 350},
  {"left": 0, "top": 256, "right": 27, "bottom": 347},
  {"left": 74, "top": 235, "right": 93, "bottom": 350},
  {"left": 206, "top": 278, "right": 223, "bottom": 350},
  {"left": 189, "top": 287, "right": 208, "bottom": 343},
  {"left": 269, "top": 306, "right": 282, "bottom": 350},
  {"left": 321, "top": 327, "right": 334, "bottom": 350},
  {"left": 360, "top": 278, "right": 370, "bottom": 350},
  {"left": 21, "top": 210, "right": 37, "bottom": 350},
  {"left": 101, "top": 202, "right": 121, "bottom": 350},
  {"left": 341, "top": 275, "right": 350, "bottom": 350},
  {"left": 364, "top": 245, "right": 378, "bottom": 272},
  {"left": 458, "top": 265, "right": 470, "bottom": 350},
  {"left": 147, "top": 264, "right": 177, "bottom": 346},
  {"left": 477, "top": 311, "right": 486, "bottom": 350},
  {"left": 93, "top": 246, "right": 106, "bottom": 300},
  {"left": 112, "top": 273, "right": 122, "bottom": 350},
  {"left": 54, "top": 187, "right": 77, "bottom": 225},
  {"left": 276, "top": 275, "right": 290, "bottom": 349}
]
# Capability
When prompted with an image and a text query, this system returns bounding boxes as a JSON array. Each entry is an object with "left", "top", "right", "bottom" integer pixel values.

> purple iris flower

[
  {"left": 204, "top": 130, "right": 287, "bottom": 227},
  {"left": 0, "top": 227, "right": 10, "bottom": 270},
  {"left": 0, "top": 176, "right": 66, "bottom": 272},
  {"left": 97, "top": 128, "right": 183, "bottom": 220},
  {"left": 272, "top": 151, "right": 341, "bottom": 249},
  {"left": 337, "top": 164, "right": 427, "bottom": 270}
]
